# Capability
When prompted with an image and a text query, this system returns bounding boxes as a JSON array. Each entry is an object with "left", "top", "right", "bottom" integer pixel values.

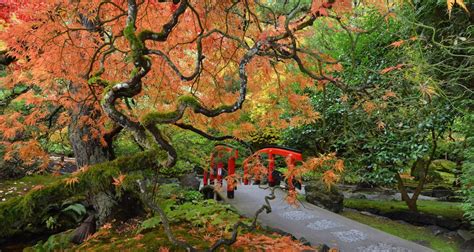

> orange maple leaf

[
  {"left": 31, "top": 184, "right": 45, "bottom": 191},
  {"left": 362, "top": 101, "right": 377, "bottom": 114},
  {"left": 380, "top": 64, "right": 405, "bottom": 74},
  {"left": 340, "top": 94, "right": 349, "bottom": 102},
  {"left": 101, "top": 223, "right": 112, "bottom": 230},
  {"left": 419, "top": 84, "right": 437, "bottom": 99},
  {"left": 322, "top": 170, "right": 339, "bottom": 186},
  {"left": 206, "top": 223, "right": 216, "bottom": 233},
  {"left": 334, "top": 159, "right": 344, "bottom": 172},
  {"left": 203, "top": 233, "right": 213, "bottom": 242},
  {"left": 64, "top": 176, "right": 79, "bottom": 187},
  {"left": 390, "top": 40, "right": 405, "bottom": 48},
  {"left": 134, "top": 234, "right": 144, "bottom": 241},
  {"left": 159, "top": 247, "right": 170, "bottom": 252},
  {"left": 72, "top": 165, "right": 90, "bottom": 176},
  {"left": 112, "top": 173, "right": 126, "bottom": 187},
  {"left": 382, "top": 90, "right": 397, "bottom": 100}
]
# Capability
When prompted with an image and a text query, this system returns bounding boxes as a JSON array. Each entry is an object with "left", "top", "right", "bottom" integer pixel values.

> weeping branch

[{"left": 174, "top": 123, "right": 254, "bottom": 152}]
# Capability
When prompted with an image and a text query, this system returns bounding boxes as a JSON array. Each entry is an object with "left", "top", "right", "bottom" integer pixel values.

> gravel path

[{"left": 215, "top": 184, "right": 434, "bottom": 252}]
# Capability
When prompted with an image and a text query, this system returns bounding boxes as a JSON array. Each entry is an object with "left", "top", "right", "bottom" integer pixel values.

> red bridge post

[
  {"left": 207, "top": 145, "right": 239, "bottom": 198},
  {"left": 227, "top": 154, "right": 236, "bottom": 198},
  {"left": 203, "top": 170, "right": 208, "bottom": 186},
  {"left": 268, "top": 153, "right": 275, "bottom": 187}
]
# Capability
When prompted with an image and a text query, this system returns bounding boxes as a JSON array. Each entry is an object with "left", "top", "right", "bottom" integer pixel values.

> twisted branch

[{"left": 209, "top": 187, "right": 276, "bottom": 251}]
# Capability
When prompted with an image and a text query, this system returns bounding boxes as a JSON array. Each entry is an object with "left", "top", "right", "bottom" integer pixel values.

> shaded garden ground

[{"left": 0, "top": 173, "right": 313, "bottom": 251}]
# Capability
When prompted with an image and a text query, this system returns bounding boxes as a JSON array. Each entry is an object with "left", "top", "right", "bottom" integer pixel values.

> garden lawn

[
  {"left": 344, "top": 198, "right": 464, "bottom": 220},
  {"left": 341, "top": 210, "right": 460, "bottom": 252}
]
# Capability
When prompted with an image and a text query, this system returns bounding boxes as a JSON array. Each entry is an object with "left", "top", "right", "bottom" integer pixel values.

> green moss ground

[
  {"left": 26, "top": 224, "right": 289, "bottom": 252},
  {"left": 341, "top": 211, "right": 460, "bottom": 252},
  {"left": 27, "top": 226, "right": 221, "bottom": 252},
  {"left": 344, "top": 199, "right": 464, "bottom": 220},
  {"left": 0, "top": 174, "right": 62, "bottom": 202}
]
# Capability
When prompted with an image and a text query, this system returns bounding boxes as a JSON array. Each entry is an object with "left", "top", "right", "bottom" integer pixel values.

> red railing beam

[
  {"left": 255, "top": 148, "right": 303, "bottom": 161},
  {"left": 268, "top": 153, "right": 275, "bottom": 187},
  {"left": 208, "top": 145, "right": 239, "bottom": 197}
]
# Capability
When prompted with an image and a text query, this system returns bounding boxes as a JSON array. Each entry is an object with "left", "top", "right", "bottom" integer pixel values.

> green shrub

[
  {"left": 430, "top": 159, "right": 456, "bottom": 173},
  {"left": 137, "top": 183, "right": 243, "bottom": 234},
  {"left": 138, "top": 199, "right": 242, "bottom": 234}
]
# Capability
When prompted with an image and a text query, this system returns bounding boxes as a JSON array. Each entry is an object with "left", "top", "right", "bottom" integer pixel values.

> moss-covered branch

[
  {"left": 137, "top": 0, "right": 188, "bottom": 43},
  {"left": 0, "top": 150, "right": 166, "bottom": 240}
]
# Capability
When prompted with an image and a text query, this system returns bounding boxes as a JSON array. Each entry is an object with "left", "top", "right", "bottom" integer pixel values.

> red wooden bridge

[{"left": 203, "top": 145, "right": 303, "bottom": 198}]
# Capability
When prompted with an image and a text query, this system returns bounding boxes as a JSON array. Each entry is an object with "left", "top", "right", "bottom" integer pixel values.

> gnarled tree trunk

[
  {"left": 68, "top": 120, "right": 111, "bottom": 167},
  {"left": 66, "top": 88, "right": 126, "bottom": 239},
  {"left": 67, "top": 83, "right": 113, "bottom": 167}
]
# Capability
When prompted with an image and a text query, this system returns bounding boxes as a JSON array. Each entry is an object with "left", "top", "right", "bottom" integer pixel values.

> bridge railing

[
  {"left": 203, "top": 145, "right": 238, "bottom": 198},
  {"left": 243, "top": 147, "right": 303, "bottom": 190},
  {"left": 204, "top": 146, "right": 304, "bottom": 199}
]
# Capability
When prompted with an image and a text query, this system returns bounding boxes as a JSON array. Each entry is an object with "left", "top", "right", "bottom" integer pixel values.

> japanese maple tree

[
  {"left": 1, "top": 0, "right": 359, "bottom": 248},
  {"left": 1, "top": 0, "right": 353, "bottom": 169}
]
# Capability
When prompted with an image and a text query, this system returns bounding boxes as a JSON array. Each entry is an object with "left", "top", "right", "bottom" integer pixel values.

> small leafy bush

[
  {"left": 137, "top": 216, "right": 161, "bottom": 234},
  {"left": 183, "top": 190, "right": 203, "bottom": 202},
  {"left": 165, "top": 200, "right": 241, "bottom": 230},
  {"left": 138, "top": 199, "right": 242, "bottom": 234},
  {"left": 61, "top": 203, "right": 87, "bottom": 223},
  {"left": 138, "top": 183, "right": 243, "bottom": 234}
]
